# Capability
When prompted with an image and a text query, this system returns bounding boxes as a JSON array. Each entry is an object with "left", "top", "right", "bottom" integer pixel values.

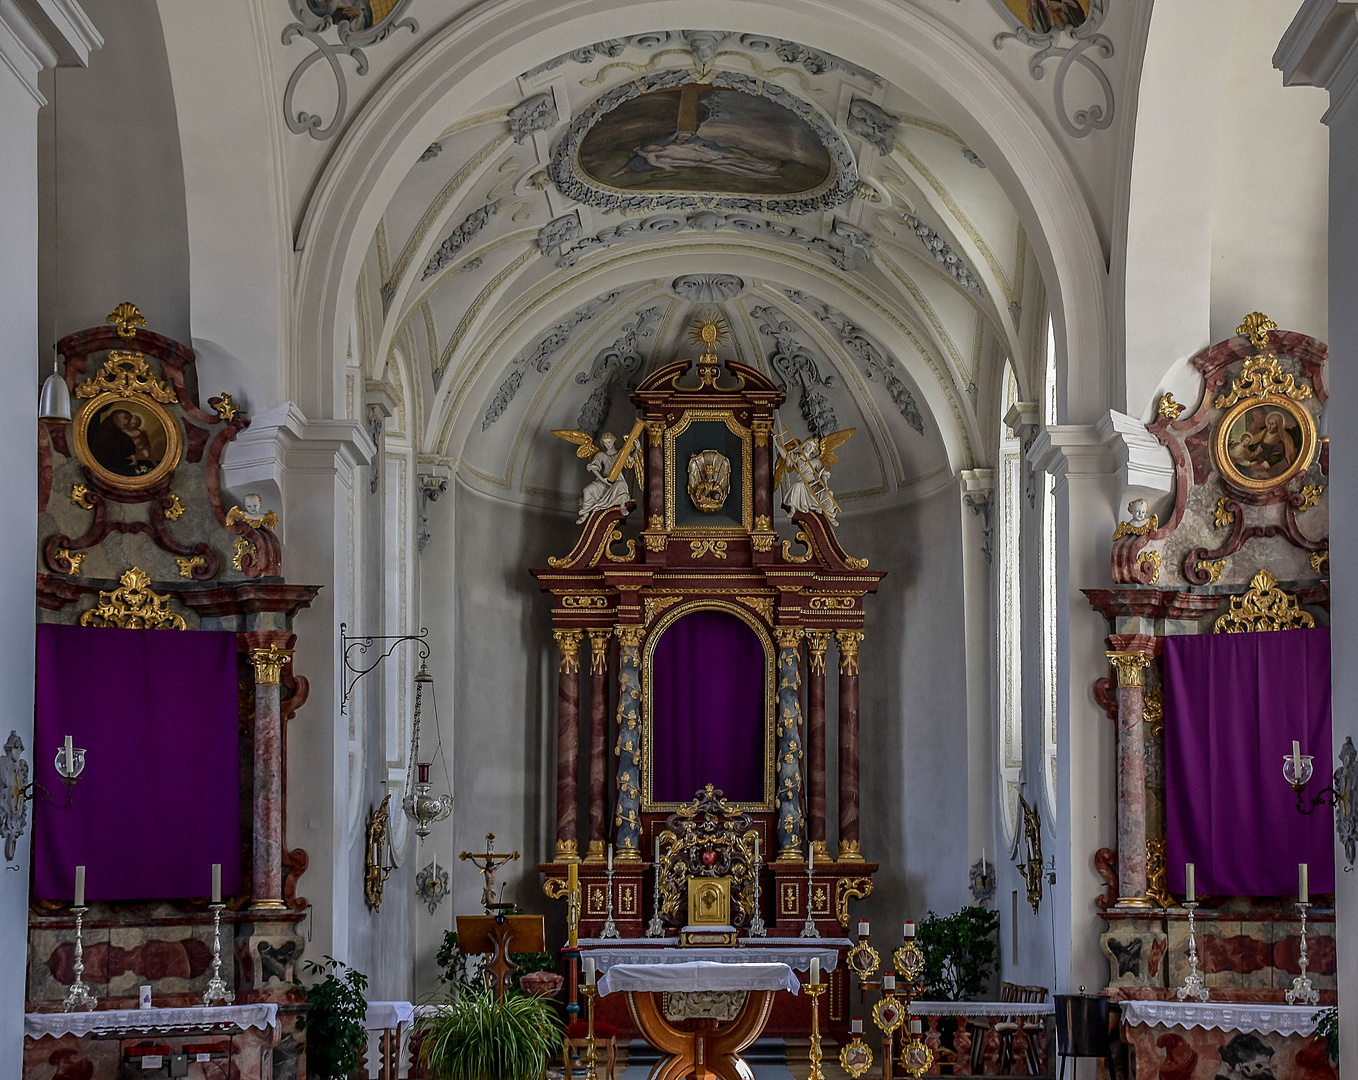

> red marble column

[
  {"left": 251, "top": 643, "right": 293, "bottom": 909},
  {"left": 1107, "top": 648, "right": 1152, "bottom": 906},
  {"left": 836, "top": 631, "right": 864, "bottom": 862},
  {"left": 554, "top": 630, "right": 583, "bottom": 862},
  {"left": 806, "top": 631, "right": 831, "bottom": 862},
  {"left": 645, "top": 419, "right": 666, "bottom": 523},
  {"left": 752, "top": 419, "right": 773, "bottom": 527},
  {"left": 586, "top": 629, "right": 611, "bottom": 863}
]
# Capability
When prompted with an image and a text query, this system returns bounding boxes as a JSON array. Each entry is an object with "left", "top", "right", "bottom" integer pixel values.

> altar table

[
  {"left": 23, "top": 1004, "right": 280, "bottom": 1080},
  {"left": 579, "top": 937, "right": 845, "bottom": 974},
  {"left": 597, "top": 961, "right": 800, "bottom": 1080},
  {"left": 1118, "top": 1001, "right": 1332, "bottom": 1080}
]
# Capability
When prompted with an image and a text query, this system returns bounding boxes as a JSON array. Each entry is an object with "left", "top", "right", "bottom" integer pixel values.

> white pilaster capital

[
  {"left": 1275, "top": 0, "right": 1358, "bottom": 123},
  {"left": 0, "top": 0, "right": 99, "bottom": 102},
  {"left": 1003, "top": 401, "right": 1042, "bottom": 442},
  {"left": 958, "top": 467, "right": 996, "bottom": 503},
  {"left": 1029, "top": 423, "right": 1119, "bottom": 486}
]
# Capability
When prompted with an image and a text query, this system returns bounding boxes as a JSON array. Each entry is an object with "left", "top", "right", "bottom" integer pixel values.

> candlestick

[
  {"left": 567, "top": 861, "right": 580, "bottom": 948},
  {"left": 1185, "top": 862, "right": 1195, "bottom": 904},
  {"left": 580, "top": 982, "right": 600, "bottom": 1080},
  {"left": 61, "top": 907, "right": 97, "bottom": 1011},
  {"left": 800, "top": 849, "right": 820, "bottom": 938},
  {"left": 1299, "top": 862, "right": 1309, "bottom": 904},
  {"left": 73, "top": 865, "right": 84, "bottom": 909},
  {"left": 1175, "top": 900, "right": 1209, "bottom": 1002},
  {"left": 646, "top": 837, "right": 665, "bottom": 938},
  {"left": 212, "top": 863, "right": 222, "bottom": 905},
  {"left": 1285, "top": 901, "right": 1319, "bottom": 1005},
  {"left": 748, "top": 831, "right": 767, "bottom": 938},
  {"left": 600, "top": 859, "right": 619, "bottom": 939},
  {"left": 805, "top": 980, "right": 827, "bottom": 1080},
  {"left": 202, "top": 902, "right": 232, "bottom": 1006}
]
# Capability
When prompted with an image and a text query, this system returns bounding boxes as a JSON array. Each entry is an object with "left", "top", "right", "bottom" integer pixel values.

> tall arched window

[
  {"left": 997, "top": 363, "right": 1023, "bottom": 840},
  {"left": 1041, "top": 322, "right": 1059, "bottom": 816}
]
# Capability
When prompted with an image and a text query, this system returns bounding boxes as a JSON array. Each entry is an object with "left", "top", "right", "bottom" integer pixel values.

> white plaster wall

[
  {"left": 37, "top": 0, "right": 189, "bottom": 347},
  {"left": 1209, "top": 0, "right": 1329, "bottom": 345}
]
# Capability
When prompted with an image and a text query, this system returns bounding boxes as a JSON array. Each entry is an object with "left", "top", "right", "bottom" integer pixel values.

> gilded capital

[
  {"left": 774, "top": 626, "right": 804, "bottom": 649},
  {"left": 615, "top": 624, "right": 646, "bottom": 649},
  {"left": 646, "top": 419, "right": 667, "bottom": 446},
  {"left": 1105, "top": 650, "right": 1151, "bottom": 687},
  {"left": 807, "top": 631, "right": 832, "bottom": 676},
  {"left": 588, "top": 629, "right": 611, "bottom": 675},
  {"left": 836, "top": 630, "right": 864, "bottom": 674},
  {"left": 251, "top": 643, "right": 294, "bottom": 686},
  {"left": 752, "top": 419, "right": 773, "bottom": 447},
  {"left": 554, "top": 629, "right": 583, "bottom": 674}
]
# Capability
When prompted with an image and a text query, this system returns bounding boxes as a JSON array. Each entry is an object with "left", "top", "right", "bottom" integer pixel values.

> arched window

[
  {"left": 1041, "top": 322, "right": 1059, "bottom": 816},
  {"left": 997, "top": 363, "right": 1023, "bottom": 840}
]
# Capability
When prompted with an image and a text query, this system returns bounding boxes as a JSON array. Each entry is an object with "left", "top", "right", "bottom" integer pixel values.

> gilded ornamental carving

[{"left": 79, "top": 567, "right": 186, "bottom": 631}]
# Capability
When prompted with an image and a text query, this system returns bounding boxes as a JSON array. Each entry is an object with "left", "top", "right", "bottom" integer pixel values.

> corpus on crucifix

[{"left": 459, "top": 833, "right": 521, "bottom": 913}]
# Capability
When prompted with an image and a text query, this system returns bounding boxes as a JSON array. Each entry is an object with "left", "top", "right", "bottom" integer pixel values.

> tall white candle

[
  {"left": 64, "top": 735, "right": 73, "bottom": 775},
  {"left": 858, "top": 920, "right": 870, "bottom": 939},
  {"left": 74, "top": 865, "right": 85, "bottom": 907},
  {"left": 1299, "top": 862, "right": 1309, "bottom": 904},
  {"left": 1184, "top": 863, "right": 1195, "bottom": 904},
  {"left": 607, "top": 844, "right": 613, "bottom": 872},
  {"left": 1292, "top": 740, "right": 1303, "bottom": 776},
  {"left": 212, "top": 863, "right": 222, "bottom": 904},
  {"left": 809, "top": 957, "right": 820, "bottom": 985},
  {"left": 808, "top": 844, "right": 814, "bottom": 873},
  {"left": 584, "top": 957, "right": 596, "bottom": 986},
  {"left": 753, "top": 833, "right": 759, "bottom": 865},
  {"left": 655, "top": 836, "right": 661, "bottom": 867},
  {"left": 904, "top": 921, "right": 915, "bottom": 939}
]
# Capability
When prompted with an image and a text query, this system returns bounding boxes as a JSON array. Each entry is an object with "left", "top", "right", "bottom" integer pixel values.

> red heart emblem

[{"left": 702, "top": 850, "right": 718, "bottom": 866}]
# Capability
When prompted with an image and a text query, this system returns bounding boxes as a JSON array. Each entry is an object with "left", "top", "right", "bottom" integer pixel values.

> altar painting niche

[
  {"left": 578, "top": 84, "right": 831, "bottom": 197},
  {"left": 1001, "top": 0, "right": 1089, "bottom": 33},
  {"left": 647, "top": 608, "right": 772, "bottom": 808}
]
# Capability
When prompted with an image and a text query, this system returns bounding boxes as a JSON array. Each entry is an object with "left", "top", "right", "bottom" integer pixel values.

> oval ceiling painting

[{"left": 551, "top": 72, "right": 857, "bottom": 215}]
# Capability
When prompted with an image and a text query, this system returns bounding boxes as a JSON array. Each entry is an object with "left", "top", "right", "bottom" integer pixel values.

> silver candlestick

[
  {"left": 646, "top": 850, "right": 665, "bottom": 937},
  {"left": 749, "top": 846, "right": 767, "bottom": 938},
  {"left": 799, "top": 854, "right": 820, "bottom": 938},
  {"left": 1285, "top": 901, "right": 1319, "bottom": 1005},
  {"left": 202, "top": 903, "right": 232, "bottom": 1006},
  {"left": 62, "top": 907, "right": 97, "bottom": 1012},
  {"left": 600, "top": 863, "right": 620, "bottom": 939},
  {"left": 1176, "top": 900, "right": 1209, "bottom": 1002}
]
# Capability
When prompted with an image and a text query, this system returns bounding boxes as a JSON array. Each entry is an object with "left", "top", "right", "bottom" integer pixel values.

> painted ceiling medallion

[{"left": 550, "top": 72, "right": 858, "bottom": 215}]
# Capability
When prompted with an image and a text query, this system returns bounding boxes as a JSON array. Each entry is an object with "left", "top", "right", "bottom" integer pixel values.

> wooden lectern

[{"left": 456, "top": 914, "right": 546, "bottom": 1000}]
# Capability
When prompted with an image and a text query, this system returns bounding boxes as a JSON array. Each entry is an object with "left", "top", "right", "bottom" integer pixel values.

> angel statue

[
  {"left": 773, "top": 427, "right": 855, "bottom": 526},
  {"left": 553, "top": 426, "right": 644, "bottom": 524}
]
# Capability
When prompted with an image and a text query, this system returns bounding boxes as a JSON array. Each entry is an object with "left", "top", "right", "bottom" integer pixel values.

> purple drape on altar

[
  {"left": 33, "top": 624, "right": 242, "bottom": 901},
  {"left": 651, "top": 610, "right": 766, "bottom": 804},
  {"left": 1164, "top": 627, "right": 1333, "bottom": 897}
]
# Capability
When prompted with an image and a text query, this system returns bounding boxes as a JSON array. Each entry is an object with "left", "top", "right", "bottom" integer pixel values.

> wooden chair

[
  {"left": 564, "top": 1020, "right": 618, "bottom": 1080},
  {"left": 967, "top": 983, "right": 1049, "bottom": 1075}
]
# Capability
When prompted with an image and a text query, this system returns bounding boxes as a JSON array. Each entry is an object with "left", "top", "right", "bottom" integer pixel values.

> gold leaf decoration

[
  {"left": 1145, "top": 837, "right": 1172, "bottom": 908},
  {"left": 644, "top": 595, "right": 682, "bottom": 625},
  {"left": 1298, "top": 484, "right": 1324, "bottom": 510},
  {"left": 54, "top": 548, "right": 86, "bottom": 576},
  {"left": 1310, "top": 550, "right": 1329, "bottom": 574},
  {"left": 1113, "top": 514, "right": 1159, "bottom": 541},
  {"left": 1237, "top": 311, "right": 1278, "bottom": 349},
  {"left": 106, "top": 301, "right": 146, "bottom": 339},
  {"left": 1213, "top": 498, "right": 1236, "bottom": 530},
  {"left": 79, "top": 567, "right": 186, "bottom": 630},
  {"left": 214, "top": 393, "right": 239, "bottom": 421},
  {"left": 175, "top": 555, "right": 207, "bottom": 578},
  {"left": 1157, "top": 393, "right": 1184, "bottom": 420},
  {"left": 1196, "top": 558, "right": 1226, "bottom": 584},
  {"left": 232, "top": 536, "right": 257, "bottom": 571},
  {"left": 689, "top": 539, "right": 728, "bottom": 559},
  {"left": 737, "top": 595, "right": 775, "bottom": 623},
  {"left": 225, "top": 505, "right": 278, "bottom": 531},
  {"left": 1139, "top": 550, "right": 1161, "bottom": 584},
  {"left": 1213, "top": 355, "right": 1312, "bottom": 410},
  {"left": 164, "top": 494, "right": 186, "bottom": 521},
  {"left": 75, "top": 351, "right": 176, "bottom": 402},
  {"left": 70, "top": 484, "right": 94, "bottom": 510},
  {"left": 1143, "top": 684, "right": 1165, "bottom": 738},
  {"left": 1213, "top": 569, "right": 1315, "bottom": 634}
]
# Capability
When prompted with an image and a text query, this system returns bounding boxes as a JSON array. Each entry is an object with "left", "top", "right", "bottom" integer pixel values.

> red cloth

[{"left": 567, "top": 1021, "right": 618, "bottom": 1039}]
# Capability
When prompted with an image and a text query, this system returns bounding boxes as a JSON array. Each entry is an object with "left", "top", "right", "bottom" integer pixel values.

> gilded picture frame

[
  {"left": 1212, "top": 394, "right": 1317, "bottom": 495},
  {"left": 73, "top": 391, "right": 183, "bottom": 492}
]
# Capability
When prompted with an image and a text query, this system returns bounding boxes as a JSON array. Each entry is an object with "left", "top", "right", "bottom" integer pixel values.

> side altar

[{"left": 533, "top": 318, "right": 883, "bottom": 1040}]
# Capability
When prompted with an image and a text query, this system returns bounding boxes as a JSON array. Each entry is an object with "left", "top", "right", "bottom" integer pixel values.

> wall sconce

[
  {"left": 1283, "top": 736, "right": 1357, "bottom": 870},
  {"left": 2, "top": 731, "right": 88, "bottom": 867}
]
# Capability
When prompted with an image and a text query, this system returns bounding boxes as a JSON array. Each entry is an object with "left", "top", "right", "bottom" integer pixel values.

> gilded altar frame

[
  {"left": 663, "top": 409, "right": 753, "bottom": 534},
  {"left": 641, "top": 598, "right": 776, "bottom": 813}
]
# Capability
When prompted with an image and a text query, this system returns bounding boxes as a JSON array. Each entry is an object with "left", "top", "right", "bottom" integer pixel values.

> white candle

[
  {"left": 1185, "top": 863, "right": 1195, "bottom": 904},
  {"left": 1293, "top": 740, "right": 1303, "bottom": 778},
  {"left": 655, "top": 836, "right": 661, "bottom": 867},
  {"left": 753, "top": 833, "right": 759, "bottom": 865},
  {"left": 1299, "top": 862, "right": 1309, "bottom": 904},
  {"left": 858, "top": 920, "right": 870, "bottom": 939},
  {"left": 64, "top": 735, "right": 73, "bottom": 775},
  {"left": 982, "top": 847, "right": 988, "bottom": 875},
  {"left": 212, "top": 863, "right": 222, "bottom": 904},
  {"left": 607, "top": 844, "right": 613, "bottom": 871},
  {"left": 74, "top": 865, "right": 85, "bottom": 908},
  {"left": 809, "top": 957, "right": 820, "bottom": 985},
  {"left": 910, "top": 1018, "right": 922, "bottom": 1036},
  {"left": 851, "top": 1017, "right": 863, "bottom": 1035},
  {"left": 904, "top": 921, "right": 915, "bottom": 939},
  {"left": 883, "top": 972, "right": 896, "bottom": 991},
  {"left": 808, "top": 845, "right": 814, "bottom": 873},
  {"left": 584, "top": 957, "right": 596, "bottom": 986}
]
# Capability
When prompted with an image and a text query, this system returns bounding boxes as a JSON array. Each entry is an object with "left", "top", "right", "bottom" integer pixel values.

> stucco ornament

[
  {"left": 845, "top": 98, "right": 899, "bottom": 156},
  {"left": 508, "top": 91, "right": 559, "bottom": 143},
  {"left": 774, "top": 429, "right": 855, "bottom": 526},
  {"left": 1, "top": 731, "right": 30, "bottom": 864},
  {"left": 281, "top": 0, "right": 419, "bottom": 142}
]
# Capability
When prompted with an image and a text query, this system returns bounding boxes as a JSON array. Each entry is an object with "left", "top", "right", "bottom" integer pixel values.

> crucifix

[{"left": 460, "top": 833, "right": 521, "bottom": 913}]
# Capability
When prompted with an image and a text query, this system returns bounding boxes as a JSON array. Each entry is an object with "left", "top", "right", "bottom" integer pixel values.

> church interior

[{"left": 3, "top": 0, "right": 1356, "bottom": 1077}]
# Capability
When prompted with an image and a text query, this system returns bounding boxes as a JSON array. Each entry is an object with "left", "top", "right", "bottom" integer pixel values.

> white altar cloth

[
  {"left": 1119, "top": 1002, "right": 1320, "bottom": 1037},
  {"left": 25, "top": 1004, "right": 278, "bottom": 1039},
  {"left": 908, "top": 1001, "right": 1055, "bottom": 1016},
  {"left": 596, "top": 961, "right": 800, "bottom": 998},
  {"left": 579, "top": 938, "right": 846, "bottom": 974},
  {"left": 364, "top": 1000, "right": 416, "bottom": 1030}
]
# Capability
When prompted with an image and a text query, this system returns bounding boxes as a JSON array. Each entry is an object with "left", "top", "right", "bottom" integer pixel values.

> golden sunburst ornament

[{"left": 688, "top": 311, "right": 730, "bottom": 356}]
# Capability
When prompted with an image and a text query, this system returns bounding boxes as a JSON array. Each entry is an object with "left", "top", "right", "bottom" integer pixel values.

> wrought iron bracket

[
  {"left": 339, "top": 623, "right": 430, "bottom": 714},
  {"left": 1290, "top": 736, "right": 1357, "bottom": 870}
]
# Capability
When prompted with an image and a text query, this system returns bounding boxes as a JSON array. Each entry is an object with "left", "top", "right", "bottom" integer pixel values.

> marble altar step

[{"left": 624, "top": 1037, "right": 788, "bottom": 1065}]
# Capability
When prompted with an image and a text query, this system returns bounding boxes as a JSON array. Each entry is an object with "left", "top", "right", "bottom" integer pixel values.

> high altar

[{"left": 534, "top": 319, "right": 884, "bottom": 1039}]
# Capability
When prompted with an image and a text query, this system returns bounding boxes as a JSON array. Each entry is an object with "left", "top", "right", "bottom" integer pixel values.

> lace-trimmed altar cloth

[
  {"left": 1119, "top": 1002, "right": 1320, "bottom": 1037},
  {"left": 596, "top": 961, "right": 800, "bottom": 997},
  {"left": 364, "top": 1000, "right": 416, "bottom": 1030},
  {"left": 25, "top": 1004, "right": 278, "bottom": 1040},
  {"left": 908, "top": 1001, "right": 1055, "bottom": 1016},
  {"left": 579, "top": 937, "right": 846, "bottom": 975}
]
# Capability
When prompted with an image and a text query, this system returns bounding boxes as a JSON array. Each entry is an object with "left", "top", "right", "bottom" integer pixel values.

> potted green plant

[
  {"left": 916, "top": 906, "right": 1001, "bottom": 1001},
  {"left": 416, "top": 985, "right": 563, "bottom": 1080},
  {"left": 295, "top": 956, "right": 370, "bottom": 1080}
]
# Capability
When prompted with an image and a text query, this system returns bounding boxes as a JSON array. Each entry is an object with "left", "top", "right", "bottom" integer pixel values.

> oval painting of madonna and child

[
  {"left": 1213, "top": 396, "right": 1316, "bottom": 494},
  {"left": 577, "top": 84, "right": 832, "bottom": 198},
  {"left": 74, "top": 393, "right": 183, "bottom": 491}
]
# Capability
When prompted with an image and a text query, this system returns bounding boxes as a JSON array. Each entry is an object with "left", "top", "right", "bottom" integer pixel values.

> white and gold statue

[
  {"left": 554, "top": 425, "right": 644, "bottom": 524},
  {"left": 774, "top": 427, "right": 855, "bottom": 525}
]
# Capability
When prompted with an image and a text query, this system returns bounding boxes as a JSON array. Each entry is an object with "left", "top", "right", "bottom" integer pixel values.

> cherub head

[{"left": 1126, "top": 498, "right": 1149, "bottom": 527}]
